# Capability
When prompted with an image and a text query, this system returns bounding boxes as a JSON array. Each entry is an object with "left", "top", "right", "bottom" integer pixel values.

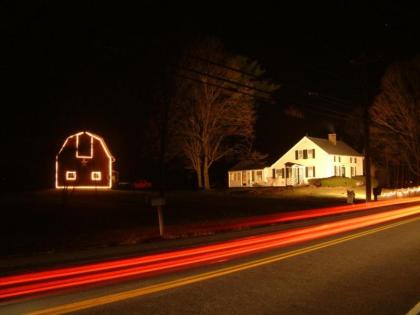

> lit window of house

[
  {"left": 334, "top": 166, "right": 339, "bottom": 176},
  {"left": 308, "top": 149, "right": 315, "bottom": 158},
  {"left": 91, "top": 171, "right": 102, "bottom": 181},
  {"left": 298, "top": 150, "right": 304, "bottom": 159},
  {"left": 66, "top": 171, "right": 76, "bottom": 181},
  {"left": 306, "top": 166, "right": 315, "bottom": 178}
]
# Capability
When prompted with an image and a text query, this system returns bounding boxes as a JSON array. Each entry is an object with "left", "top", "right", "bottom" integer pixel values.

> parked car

[{"left": 132, "top": 179, "right": 152, "bottom": 189}]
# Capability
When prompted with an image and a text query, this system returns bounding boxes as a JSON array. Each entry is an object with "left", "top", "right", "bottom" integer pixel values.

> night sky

[{"left": 2, "top": 1, "right": 419, "bottom": 190}]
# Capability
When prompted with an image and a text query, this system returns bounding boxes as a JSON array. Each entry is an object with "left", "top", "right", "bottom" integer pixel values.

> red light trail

[
  {"left": 169, "top": 196, "right": 420, "bottom": 234},
  {"left": 0, "top": 198, "right": 419, "bottom": 300}
]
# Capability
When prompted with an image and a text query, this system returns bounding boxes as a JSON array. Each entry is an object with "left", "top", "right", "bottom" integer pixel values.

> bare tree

[
  {"left": 370, "top": 56, "right": 420, "bottom": 183},
  {"left": 170, "top": 39, "right": 278, "bottom": 189}
]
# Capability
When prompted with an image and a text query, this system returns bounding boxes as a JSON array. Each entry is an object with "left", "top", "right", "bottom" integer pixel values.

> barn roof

[
  {"left": 307, "top": 137, "right": 363, "bottom": 156},
  {"left": 57, "top": 131, "right": 115, "bottom": 161}
]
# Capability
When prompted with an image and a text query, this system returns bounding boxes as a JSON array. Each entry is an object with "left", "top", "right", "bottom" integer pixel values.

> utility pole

[
  {"left": 361, "top": 57, "right": 374, "bottom": 202},
  {"left": 351, "top": 53, "right": 378, "bottom": 202},
  {"left": 151, "top": 70, "right": 172, "bottom": 238},
  {"left": 353, "top": 55, "right": 372, "bottom": 202},
  {"left": 363, "top": 96, "right": 372, "bottom": 201}
]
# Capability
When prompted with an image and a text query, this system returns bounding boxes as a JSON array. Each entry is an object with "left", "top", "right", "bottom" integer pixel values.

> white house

[{"left": 228, "top": 134, "right": 364, "bottom": 188}]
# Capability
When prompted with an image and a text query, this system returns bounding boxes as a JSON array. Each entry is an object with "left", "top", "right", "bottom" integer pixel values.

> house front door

[
  {"left": 294, "top": 167, "right": 302, "bottom": 185},
  {"left": 242, "top": 171, "right": 247, "bottom": 186}
]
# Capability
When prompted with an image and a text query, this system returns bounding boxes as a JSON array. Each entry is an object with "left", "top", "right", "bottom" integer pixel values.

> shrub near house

[{"left": 308, "top": 176, "right": 378, "bottom": 187}]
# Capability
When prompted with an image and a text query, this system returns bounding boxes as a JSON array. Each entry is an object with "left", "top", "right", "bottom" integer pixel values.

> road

[{"left": 1, "top": 202, "right": 420, "bottom": 314}]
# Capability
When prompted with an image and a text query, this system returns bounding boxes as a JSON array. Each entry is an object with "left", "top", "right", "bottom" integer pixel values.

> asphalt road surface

[{"left": 2, "top": 211, "right": 420, "bottom": 315}]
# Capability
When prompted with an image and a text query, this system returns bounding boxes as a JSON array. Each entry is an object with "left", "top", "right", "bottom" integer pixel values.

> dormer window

[
  {"left": 66, "top": 171, "right": 76, "bottom": 181},
  {"left": 91, "top": 171, "right": 102, "bottom": 181}
]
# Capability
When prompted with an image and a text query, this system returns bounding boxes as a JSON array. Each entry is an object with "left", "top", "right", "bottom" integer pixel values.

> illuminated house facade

[
  {"left": 55, "top": 131, "right": 115, "bottom": 189},
  {"left": 228, "top": 134, "right": 364, "bottom": 188}
]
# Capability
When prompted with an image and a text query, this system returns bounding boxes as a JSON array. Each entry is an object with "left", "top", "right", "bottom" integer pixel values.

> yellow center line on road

[{"left": 28, "top": 215, "right": 420, "bottom": 315}]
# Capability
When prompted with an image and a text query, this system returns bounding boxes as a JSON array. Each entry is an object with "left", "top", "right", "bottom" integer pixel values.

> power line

[
  {"left": 307, "top": 91, "right": 354, "bottom": 110},
  {"left": 177, "top": 66, "right": 274, "bottom": 97},
  {"left": 188, "top": 54, "right": 356, "bottom": 109},
  {"left": 298, "top": 105, "right": 353, "bottom": 121},
  {"left": 185, "top": 54, "right": 260, "bottom": 79},
  {"left": 176, "top": 70, "right": 358, "bottom": 121},
  {"left": 177, "top": 71, "right": 355, "bottom": 121},
  {"left": 175, "top": 72, "right": 276, "bottom": 104},
  {"left": 304, "top": 104, "right": 353, "bottom": 119},
  {"left": 178, "top": 56, "right": 361, "bottom": 122},
  {"left": 187, "top": 54, "right": 358, "bottom": 112},
  {"left": 303, "top": 108, "right": 348, "bottom": 121}
]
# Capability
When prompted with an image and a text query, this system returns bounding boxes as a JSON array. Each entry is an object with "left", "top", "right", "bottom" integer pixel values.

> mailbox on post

[
  {"left": 373, "top": 186, "right": 382, "bottom": 201},
  {"left": 151, "top": 197, "right": 166, "bottom": 207},
  {"left": 347, "top": 190, "right": 355, "bottom": 204},
  {"left": 151, "top": 197, "right": 166, "bottom": 237}
]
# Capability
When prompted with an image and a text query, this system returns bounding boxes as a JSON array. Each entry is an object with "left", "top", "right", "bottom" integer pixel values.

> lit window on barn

[
  {"left": 91, "top": 171, "right": 102, "bottom": 181},
  {"left": 66, "top": 171, "right": 76, "bottom": 181}
]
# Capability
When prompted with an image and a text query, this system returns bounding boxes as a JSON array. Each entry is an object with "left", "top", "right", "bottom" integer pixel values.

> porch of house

[
  {"left": 271, "top": 162, "right": 306, "bottom": 187},
  {"left": 228, "top": 169, "right": 265, "bottom": 187}
]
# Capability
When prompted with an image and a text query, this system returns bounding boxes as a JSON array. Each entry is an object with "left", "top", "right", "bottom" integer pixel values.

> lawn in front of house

[{"left": 0, "top": 186, "right": 364, "bottom": 258}]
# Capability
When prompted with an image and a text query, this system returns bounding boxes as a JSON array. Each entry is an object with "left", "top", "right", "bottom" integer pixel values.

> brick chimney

[{"left": 328, "top": 133, "right": 337, "bottom": 145}]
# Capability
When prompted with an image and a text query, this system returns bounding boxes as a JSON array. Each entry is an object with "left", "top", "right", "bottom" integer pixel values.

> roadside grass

[{"left": 0, "top": 186, "right": 365, "bottom": 258}]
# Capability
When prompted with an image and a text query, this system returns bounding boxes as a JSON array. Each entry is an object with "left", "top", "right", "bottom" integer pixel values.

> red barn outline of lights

[{"left": 55, "top": 131, "right": 115, "bottom": 189}]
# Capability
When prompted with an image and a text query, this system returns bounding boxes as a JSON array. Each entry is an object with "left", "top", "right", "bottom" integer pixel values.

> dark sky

[{"left": 1, "top": 1, "right": 419, "bottom": 189}]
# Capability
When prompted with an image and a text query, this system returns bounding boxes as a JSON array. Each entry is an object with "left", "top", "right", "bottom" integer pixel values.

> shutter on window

[
  {"left": 295, "top": 150, "right": 298, "bottom": 160},
  {"left": 281, "top": 169, "right": 284, "bottom": 178},
  {"left": 312, "top": 149, "right": 315, "bottom": 158},
  {"left": 303, "top": 149, "right": 308, "bottom": 159},
  {"left": 272, "top": 169, "right": 276, "bottom": 179},
  {"left": 305, "top": 167, "right": 308, "bottom": 177},
  {"left": 313, "top": 166, "right": 316, "bottom": 177}
]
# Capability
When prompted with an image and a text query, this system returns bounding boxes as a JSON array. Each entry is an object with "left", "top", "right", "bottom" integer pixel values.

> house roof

[
  {"left": 285, "top": 162, "right": 302, "bottom": 166},
  {"left": 307, "top": 137, "right": 363, "bottom": 156},
  {"left": 229, "top": 160, "right": 267, "bottom": 171}
]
